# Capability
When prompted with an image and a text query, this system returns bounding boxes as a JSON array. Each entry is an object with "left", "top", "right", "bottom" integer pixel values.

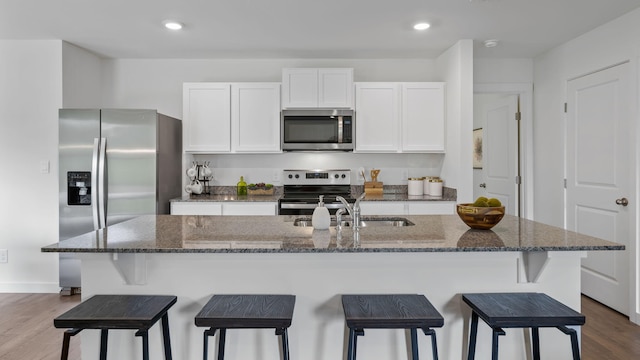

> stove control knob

[
  {"left": 295, "top": 174, "right": 300, "bottom": 179},
  {"left": 288, "top": 174, "right": 293, "bottom": 179},
  {"left": 334, "top": 174, "right": 339, "bottom": 179},
  {"left": 341, "top": 174, "right": 346, "bottom": 179}
]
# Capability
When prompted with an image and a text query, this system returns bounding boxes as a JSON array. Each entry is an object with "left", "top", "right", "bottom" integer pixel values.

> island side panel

[{"left": 78, "top": 251, "right": 583, "bottom": 360}]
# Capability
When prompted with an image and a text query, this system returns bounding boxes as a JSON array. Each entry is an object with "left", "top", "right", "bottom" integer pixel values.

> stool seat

[
  {"left": 54, "top": 294, "right": 176, "bottom": 360},
  {"left": 195, "top": 294, "right": 295, "bottom": 360},
  {"left": 342, "top": 294, "right": 443, "bottom": 360},
  {"left": 462, "top": 292, "right": 585, "bottom": 360}
]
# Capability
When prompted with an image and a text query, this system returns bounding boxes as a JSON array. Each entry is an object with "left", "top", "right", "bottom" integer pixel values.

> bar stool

[
  {"left": 195, "top": 294, "right": 296, "bottom": 360},
  {"left": 462, "top": 292, "right": 585, "bottom": 360},
  {"left": 54, "top": 294, "right": 177, "bottom": 360},
  {"left": 341, "top": 294, "right": 444, "bottom": 360}
]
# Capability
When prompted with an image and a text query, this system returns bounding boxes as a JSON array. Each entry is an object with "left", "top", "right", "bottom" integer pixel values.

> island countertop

[{"left": 41, "top": 214, "right": 623, "bottom": 253}]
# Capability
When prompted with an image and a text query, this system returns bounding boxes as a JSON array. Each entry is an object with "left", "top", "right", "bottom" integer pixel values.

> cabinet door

[
  {"left": 170, "top": 202, "right": 223, "bottom": 215},
  {"left": 232, "top": 83, "right": 281, "bottom": 153},
  {"left": 401, "top": 83, "right": 445, "bottom": 152},
  {"left": 355, "top": 83, "right": 400, "bottom": 152},
  {"left": 183, "top": 83, "right": 231, "bottom": 153},
  {"left": 318, "top": 68, "right": 353, "bottom": 108},
  {"left": 407, "top": 201, "right": 455, "bottom": 215},
  {"left": 359, "top": 202, "right": 407, "bottom": 215},
  {"left": 222, "top": 202, "right": 277, "bottom": 215},
  {"left": 282, "top": 68, "right": 318, "bottom": 108}
]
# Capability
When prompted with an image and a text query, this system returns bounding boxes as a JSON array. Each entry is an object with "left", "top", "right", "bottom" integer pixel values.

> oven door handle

[{"left": 279, "top": 203, "right": 347, "bottom": 209}]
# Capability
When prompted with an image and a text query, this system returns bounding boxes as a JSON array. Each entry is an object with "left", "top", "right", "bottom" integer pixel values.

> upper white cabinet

[
  {"left": 183, "top": 82, "right": 281, "bottom": 153},
  {"left": 282, "top": 68, "right": 353, "bottom": 109},
  {"left": 232, "top": 83, "right": 281, "bottom": 153},
  {"left": 183, "top": 83, "right": 231, "bottom": 153},
  {"left": 355, "top": 82, "right": 445, "bottom": 153},
  {"left": 355, "top": 83, "right": 400, "bottom": 152},
  {"left": 401, "top": 82, "right": 445, "bottom": 152}
]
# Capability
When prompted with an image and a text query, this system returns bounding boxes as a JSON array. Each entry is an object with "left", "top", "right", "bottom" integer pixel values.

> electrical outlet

[
  {"left": 273, "top": 171, "right": 280, "bottom": 182},
  {"left": 0, "top": 249, "right": 7, "bottom": 263}
]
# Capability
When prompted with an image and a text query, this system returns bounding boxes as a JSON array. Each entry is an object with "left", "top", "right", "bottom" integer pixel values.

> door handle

[
  {"left": 479, "top": 183, "right": 486, "bottom": 188},
  {"left": 615, "top": 197, "right": 629, "bottom": 206}
]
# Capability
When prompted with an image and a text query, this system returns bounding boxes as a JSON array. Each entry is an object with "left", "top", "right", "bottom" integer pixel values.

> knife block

[{"left": 364, "top": 181, "right": 383, "bottom": 195}]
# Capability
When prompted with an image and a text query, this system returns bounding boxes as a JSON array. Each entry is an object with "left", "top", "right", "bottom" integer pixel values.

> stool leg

[
  {"left": 99, "top": 329, "right": 108, "bottom": 360},
  {"left": 161, "top": 314, "right": 173, "bottom": 360},
  {"left": 217, "top": 328, "right": 227, "bottom": 360},
  {"left": 135, "top": 329, "right": 150, "bottom": 360},
  {"left": 422, "top": 328, "right": 439, "bottom": 360},
  {"left": 467, "top": 311, "right": 479, "bottom": 360},
  {"left": 60, "top": 329, "right": 82, "bottom": 360},
  {"left": 347, "top": 328, "right": 355, "bottom": 360},
  {"left": 532, "top": 327, "right": 540, "bottom": 360},
  {"left": 279, "top": 328, "right": 290, "bottom": 360},
  {"left": 558, "top": 326, "right": 581, "bottom": 360},
  {"left": 491, "top": 327, "right": 505, "bottom": 360},
  {"left": 410, "top": 328, "right": 419, "bottom": 360}
]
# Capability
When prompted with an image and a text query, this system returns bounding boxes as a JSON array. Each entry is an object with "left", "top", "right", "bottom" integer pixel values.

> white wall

[
  {"left": 62, "top": 41, "right": 102, "bottom": 108},
  {"left": 437, "top": 40, "right": 475, "bottom": 203},
  {"left": 474, "top": 58, "right": 534, "bottom": 84},
  {"left": 533, "top": 7, "right": 640, "bottom": 323},
  {"left": 0, "top": 40, "right": 63, "bottom": 292}
]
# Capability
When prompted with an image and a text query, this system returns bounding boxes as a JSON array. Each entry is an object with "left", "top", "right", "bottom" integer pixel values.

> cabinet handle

[
  {"left": 479, "top": 183, "right": 486, "bottom": 188},
  {"left": 615, "top": 197, "right": 629, "bottom": 206}
]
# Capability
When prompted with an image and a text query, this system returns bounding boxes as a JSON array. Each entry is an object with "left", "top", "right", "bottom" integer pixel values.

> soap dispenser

[{"left": 312, "top": 195, "right": 331, "bottom": 230}]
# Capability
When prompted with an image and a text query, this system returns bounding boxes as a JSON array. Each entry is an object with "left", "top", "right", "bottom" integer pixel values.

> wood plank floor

[{"left": 0, "top": 293, "right": 638, "bottom": 359}]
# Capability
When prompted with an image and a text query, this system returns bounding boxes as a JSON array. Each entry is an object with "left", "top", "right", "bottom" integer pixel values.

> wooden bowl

[{"left": 456, "top": 203, "right": 505, "bottom": 230}]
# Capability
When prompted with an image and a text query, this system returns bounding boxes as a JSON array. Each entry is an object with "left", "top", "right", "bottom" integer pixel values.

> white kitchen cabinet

[
  {"left": 231, "top": 83, "right": 281, "bottom": 152},
  {"left": 183, "top": 83, "right": 231, "bottom": 153},
  {"left": 354, "top": 83, "right": 400, "bottom": 152},
  {"left": 222, "top": 202, "right": 277, "bottom": 215},
  {"left": 354, "top": 82, "right": 445, "bottom": 153},
  {"left": 359, "top": 201, "right": 455, "bottom": 216},
  {"left": 401, "top": 83, "right": 446, "bottom": 152},
  {"left": 170, "top": 202, "right": 277, "bottom": 216},
  {"left": 171, "top": 202, "right": 223, "bottom": 215},
  {"left": 282, "top": 68, "right": 353, "bottom": 109},
  {"left": 184, "top": 82, "right": 281, "bottom": 153}
]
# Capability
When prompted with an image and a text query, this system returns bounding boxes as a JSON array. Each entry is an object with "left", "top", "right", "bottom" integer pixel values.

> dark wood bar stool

[
  {"left": 195, "top": 294, "right": 296, "bottom": 360},
  {"left": 54, "top": 294, "right": 177, "bottom": 360},
  {"left": 341, "top": 294, "right": 444, "bottom": 360},
  {"left": 462, "top": 292, "right": 585, "bottom": 360}
]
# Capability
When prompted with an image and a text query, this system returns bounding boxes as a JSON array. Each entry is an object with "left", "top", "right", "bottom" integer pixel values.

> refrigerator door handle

[
  {"left": 98, "top": 137, "right": 107, "bottom": 229},
  {"left": 91, "top": 138, "right": 101, "bottom": 230}
]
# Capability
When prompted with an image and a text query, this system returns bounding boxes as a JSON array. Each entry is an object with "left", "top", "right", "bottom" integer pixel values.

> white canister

[
  {"left": 429, "top": 179, "right": 443, "bottom": 197},
  {"left": 423, "top": 177, "right": 437, "bottom": 195},
  {"left": 408, "top": 178, "right": 424, "bottom": 196}
]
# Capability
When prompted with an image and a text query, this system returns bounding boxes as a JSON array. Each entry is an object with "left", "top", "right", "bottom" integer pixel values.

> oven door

[
  {"left": 278, "top": 200, "right": 347, "bottom": 215},
  {"left": 281, "top": 110, "right": 353, "bottom": 151}
]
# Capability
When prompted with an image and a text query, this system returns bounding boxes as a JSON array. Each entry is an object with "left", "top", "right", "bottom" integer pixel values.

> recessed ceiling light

[
  {"left": 413, "top": 23, "right": 431, "bottom": 31},
  {"left": 164, "top": 21, "right": 183, "bottom": 30},
  {"left": 484, "top": 39, "right": 499, "bottom": 47}
]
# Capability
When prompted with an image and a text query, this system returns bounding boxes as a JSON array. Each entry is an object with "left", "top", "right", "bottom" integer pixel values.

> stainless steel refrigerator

[{"left": 58, "top": 109, "right": 182, "bottom": 294}]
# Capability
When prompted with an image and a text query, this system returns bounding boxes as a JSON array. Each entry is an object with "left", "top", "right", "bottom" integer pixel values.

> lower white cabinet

[
  {"left": 171, "top": 202, "right": 223, "bottom": 215},
  {"left": 170, "top": 202, "right": 277, "bottom": 216},
  {"left": 360, "top": 201, "right": 455, "bottom": 215}
]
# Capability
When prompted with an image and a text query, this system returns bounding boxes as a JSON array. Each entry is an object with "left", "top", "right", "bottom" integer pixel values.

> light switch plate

[
  {"left": 40, "top": 160, "right": 50, "bottom": 174},
  {"left": 0, "top": 249, "right": 7, "bottom": 263}
]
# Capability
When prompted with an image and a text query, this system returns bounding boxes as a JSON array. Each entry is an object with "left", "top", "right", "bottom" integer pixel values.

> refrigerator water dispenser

[{"left": 67, "top": 171, "right": 91, "bottom": 205}]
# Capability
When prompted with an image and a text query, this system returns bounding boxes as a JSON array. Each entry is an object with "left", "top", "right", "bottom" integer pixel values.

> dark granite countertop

[{"left": 42, "top": 215, "right": 623, "bottom": 254}]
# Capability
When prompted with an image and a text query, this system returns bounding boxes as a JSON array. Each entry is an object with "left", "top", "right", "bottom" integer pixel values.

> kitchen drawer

[
  {"left": 171, "top": 202, "right": 223, "bottom": 215},
  {"left": 222, "top": 202, "right": 277, "bottom": 216}
]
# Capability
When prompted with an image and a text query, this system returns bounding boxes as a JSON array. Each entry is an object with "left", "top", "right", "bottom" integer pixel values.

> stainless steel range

[{"left": 278, "top": 169, "right": 355, "bottom": 215}]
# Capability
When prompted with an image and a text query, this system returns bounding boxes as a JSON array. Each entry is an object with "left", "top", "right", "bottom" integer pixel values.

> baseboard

[{"left": 0, "top": 282, "right": 61, "bottom": 293}]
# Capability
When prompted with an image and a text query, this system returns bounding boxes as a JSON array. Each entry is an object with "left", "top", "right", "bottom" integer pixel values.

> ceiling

[{"left": 1, "top": 0, "right": 639, "bottom": 59}]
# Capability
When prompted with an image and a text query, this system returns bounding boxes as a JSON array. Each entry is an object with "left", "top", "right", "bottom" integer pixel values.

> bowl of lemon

[{"left": 457, "top": 197, "right": 505, "bottom": 230}]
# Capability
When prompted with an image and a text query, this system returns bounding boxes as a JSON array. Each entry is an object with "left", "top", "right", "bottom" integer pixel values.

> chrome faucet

[{"left": 335, "top": 192, "right": 366, "bottom": 230}]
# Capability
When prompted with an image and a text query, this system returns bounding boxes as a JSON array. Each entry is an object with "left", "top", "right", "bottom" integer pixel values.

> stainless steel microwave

[{"left": 281, "top": 109, "right": 354, "bottom": 151}]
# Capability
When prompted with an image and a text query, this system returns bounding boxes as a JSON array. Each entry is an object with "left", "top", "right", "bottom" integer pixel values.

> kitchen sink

[{"left": 293, "top": 217, "right": 415, "bottom": 227}]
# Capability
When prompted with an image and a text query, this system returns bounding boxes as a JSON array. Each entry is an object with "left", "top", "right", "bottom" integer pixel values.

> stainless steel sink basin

[{"left": 293, "top": 217, "right": 415, "bottom": 227}]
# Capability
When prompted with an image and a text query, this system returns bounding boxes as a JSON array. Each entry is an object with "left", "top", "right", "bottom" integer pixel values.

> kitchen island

[{"left": 42, "top": 215, "right": 622, "bottom": 360}]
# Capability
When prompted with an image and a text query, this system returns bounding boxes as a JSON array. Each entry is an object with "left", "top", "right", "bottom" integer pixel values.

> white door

[
  {"left": 482, "top": 95, "right": 519, "bottom": 215},
  {"left": 566, "top": 63, "right": 630, "bottom": 315}
]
